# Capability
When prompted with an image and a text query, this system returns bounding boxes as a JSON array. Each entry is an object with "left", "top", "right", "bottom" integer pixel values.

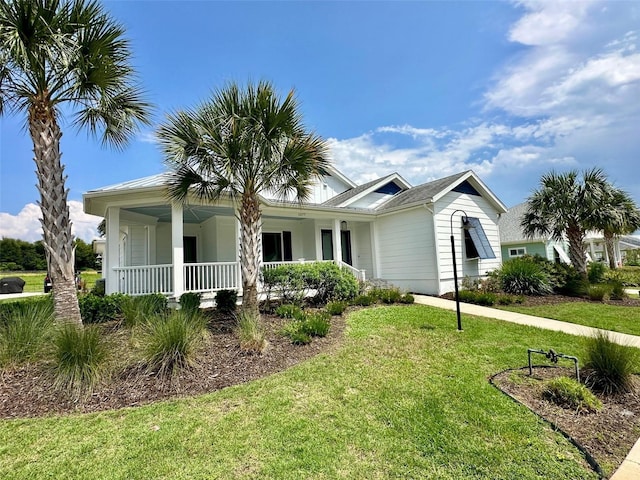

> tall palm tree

[
  {"left": 521, "top": 168, "right": 609, "bottom": 276},
  {"left": 0, "top": 0, "right": 151, "bottom": 323},
  {"left": 592, "top": 187, "right": 640, "bottom": 269},
  {"left": 157, "top": 81, "right": 328, "bottom": 317}
]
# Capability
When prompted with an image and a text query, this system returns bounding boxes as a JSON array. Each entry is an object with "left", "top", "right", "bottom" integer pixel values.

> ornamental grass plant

[
  {"left": 0, "top": 299, "right": 54, "bottom": 366},
  {"left": 584, "top": 330, "right": 639, "bottom": 395}
]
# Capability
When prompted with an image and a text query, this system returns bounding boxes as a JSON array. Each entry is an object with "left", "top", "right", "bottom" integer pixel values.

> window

[
  {"left": 462, "top": 217, "right": 496, "bottom": 260},
  {"left": 321, "top": 230, "right": 333, "bottom": 260},
  {"left": 262, "top": 232, "right": 293, "bottom": 262},
  {"left": 509, "top": 247, "right": 527, "bottom": 258}
]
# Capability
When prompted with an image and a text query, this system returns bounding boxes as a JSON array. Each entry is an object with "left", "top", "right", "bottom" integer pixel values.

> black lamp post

[{"left": 450, "top": 209, "right": 468, "bottom": 331}]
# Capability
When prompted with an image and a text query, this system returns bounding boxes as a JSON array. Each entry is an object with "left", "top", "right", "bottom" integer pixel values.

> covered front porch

[{"left": 100, "top": 200, "right": 371, "bottom": 298}]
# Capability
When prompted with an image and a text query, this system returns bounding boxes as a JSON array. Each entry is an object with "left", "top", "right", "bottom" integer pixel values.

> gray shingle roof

[
  {"left": 498, "top": 202, "right": 546, "bottom": 243},
  {"left": 322, "top": 174, "right": 399, "bottom": 207},
  {"left": 376, "top": 171, "right": 469, "bottom": 211}
]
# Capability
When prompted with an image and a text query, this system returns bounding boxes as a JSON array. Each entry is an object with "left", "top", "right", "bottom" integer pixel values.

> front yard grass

[
  {"left": 498, "top": 302, "right": 640, "bottom": 337},
  {"left": 0, "top": 305, "right": 606, "bottom": 479},
  {"left": 0, "top": 270, "right": 101, "bottom": 295}
]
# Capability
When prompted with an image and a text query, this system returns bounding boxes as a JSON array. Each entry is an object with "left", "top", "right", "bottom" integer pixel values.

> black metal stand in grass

[{"left": 450, "top": 209, "right": 468, "bottom": 332}]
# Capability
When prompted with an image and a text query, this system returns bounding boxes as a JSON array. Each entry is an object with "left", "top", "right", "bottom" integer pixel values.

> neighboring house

[
  {"left": 83, "top": 167, "right": 506, "bottom": 298},
  {"left": 498, "top": 202, "right": 571, "bottom": 263},
  {"left": 584, "top": 232, "right": 640, "bottom": 266}
]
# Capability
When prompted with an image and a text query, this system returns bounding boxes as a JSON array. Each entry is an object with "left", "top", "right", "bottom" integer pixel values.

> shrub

[
  {"left": 326, "top": 301, "right": 347, "bottom": 316},
  {"left": 179, "top": 292, "right": 202, "bottom": 316},
  {"left": 495, "top": 294, "right": 523, "bottom": 305},
  {"left": 276, "top": 304, "right": 304, "bottom": 319},
  {"left": 141, "top": 310, "right": 207, "bottom": 376},
  {"left": 302, "top": 311, "right": 331, "bottom": 337},
  {"left": 79, "top": 293, "right": 124, "bottom": 324},
  {"left": 497, "top": 257, "right": 552, "bottom": 296},
  {"left": 588, "top": 262, "right": 607, "bottom": 284},
  {"left": 281, "top": 321, "right": 311, "bottom": 345},
  {"left": 584, "top": 331, "right": 639, "bottom": 395},
  {"left": 0, "top": 299, "right": 54, "bottom": 366},
  {"left": 52, "top": 324, "right": 108, "bottom": 399},
  {"left": 378, "top": 288, "right": 402, "bottom": 304},
  {"left": 399, "top": 293, "right": 415, "bottom": 304},
  {"left": 119, "top": 293, "right": 167, "bottom": 327},
  {"left": 216, "top": 289, "right": 238, "bottom": 314},
  {"left": 588, "top": 285, "right": 609, "bottom": 302},
  {"left": 91, "top": 278, "right": 106, "bottom": 296},
  {"left": 352, "top": 294, "right": 375, "bottom": 306},
  {"left": 608, "top": 280, "right": 627, "bottom": 301},
  {"left": 458, "top": 290, "right": 496, "bottom": 306},
  {"left": 543, "top": 377, "right": 602, "bottom": 413},
  {"left": 235, "top": 310, "right": 268, "bottom": 354}
]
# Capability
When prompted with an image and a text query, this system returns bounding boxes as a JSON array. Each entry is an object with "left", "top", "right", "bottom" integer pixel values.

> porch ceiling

[{"left": 124, "top": 205, "right": 234, "bottom": 223}]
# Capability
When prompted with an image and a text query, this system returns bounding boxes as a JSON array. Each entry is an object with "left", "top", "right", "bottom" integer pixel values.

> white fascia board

[
  {"left": 324, "top": 164, "right": 357, "bottom": 188},
  {"left": 431, "top": 171, "right": 508, "bottom": 214},
  {"left": 337, "top": 173, "right": 412, "bottom": 208}
]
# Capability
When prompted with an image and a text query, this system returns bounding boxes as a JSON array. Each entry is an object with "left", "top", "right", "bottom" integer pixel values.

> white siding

[
  {"left": 375, "top": 207, "right": 439, "bottom": 294},
  {"left": 434, "top": 191, "right": 502, "bottom": 294},
  {"left": 261, "top": 175, "right": 351, "bottom": 204},
  {"left": 354, "top": 222, "right": 373, "bottom": 275},
  {"left": 128, "top": 226, "right": 148, "bottom": 266},
  {"left": 156, "top": 223, "right": 172, "bottom": 264}
]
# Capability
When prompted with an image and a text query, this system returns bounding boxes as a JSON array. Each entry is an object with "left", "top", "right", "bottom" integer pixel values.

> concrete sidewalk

[{"left": 413, "top": 294, "right": 640, "bottom": 480}]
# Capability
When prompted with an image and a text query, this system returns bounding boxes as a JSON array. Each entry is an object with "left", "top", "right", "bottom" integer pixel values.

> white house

[{"left": 83, "top": 167, "right": 507, "bottom": 298}]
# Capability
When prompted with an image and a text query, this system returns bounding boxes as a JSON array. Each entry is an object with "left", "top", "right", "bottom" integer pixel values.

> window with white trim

[
  {"left": 508, "top": 247, "right": 527, "bottom": 258},
  {"left": 463, "top": 217, "right": 496, "bottom": 260}
]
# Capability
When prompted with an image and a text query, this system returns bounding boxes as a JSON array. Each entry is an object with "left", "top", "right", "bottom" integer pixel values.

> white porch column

[
  {"left": 172, "top": 203, "right": 184, "bottom": 298},
  {"left": 333, "top": 219, "right": 343, "bottom": 263},
  {"left": 105, "top": 206, "right": 120, "bottom": 294},
  {"left": 370, "top": 221, "right": 380, "bottom": 279},
  {"left": 235, "top": 216, "right": 242, "bottom": 291}
]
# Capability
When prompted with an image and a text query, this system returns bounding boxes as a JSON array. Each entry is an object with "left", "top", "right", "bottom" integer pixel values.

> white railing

[
  {"left": 115, "top": 264, "right": 173, "bottom": 296},
  {"left": 335, "top": 260, "right": 366, "bottom": 282},
  {"left": 183, "top": 262, "right": 241, "bottom": 293}
]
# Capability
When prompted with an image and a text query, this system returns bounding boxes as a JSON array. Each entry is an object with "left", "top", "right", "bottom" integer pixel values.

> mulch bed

[
  {"left": 492, "top": 366, "right": 640, "bottom": 477},
  {"left": 0, "top": 312, "right": 347, "bottom": 419}
]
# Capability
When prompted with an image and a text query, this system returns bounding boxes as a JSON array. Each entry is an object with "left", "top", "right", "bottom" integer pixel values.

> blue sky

[{"left": 1, "top": 0, "right": 639, "bottom": 241}]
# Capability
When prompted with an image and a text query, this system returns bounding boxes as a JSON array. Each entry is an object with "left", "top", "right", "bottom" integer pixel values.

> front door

[
  {"left": 341, "top": 230, "right": 353, "bottom": 266},
  {"left": 183, "top": 236, "right": 197, "bottom": 263}
]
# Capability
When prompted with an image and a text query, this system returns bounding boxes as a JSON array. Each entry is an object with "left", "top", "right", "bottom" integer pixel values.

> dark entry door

[{"left": 183, "top": 236, "right": 197, "bottom": 263}]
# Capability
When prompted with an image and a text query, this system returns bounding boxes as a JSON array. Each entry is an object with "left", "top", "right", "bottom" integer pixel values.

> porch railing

[
  {"left": 114, "top": 264, "right": 173, "bottom": 296},
  {"left": 183, "top": 262, "right": 241, "bottom": 293},
  {"left": 114, "top": 259, "right": 365, "bottom": 296}
]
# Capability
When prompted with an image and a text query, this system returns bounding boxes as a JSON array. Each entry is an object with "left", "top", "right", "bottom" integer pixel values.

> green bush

[
  {"left": 588, "top": 285, "right": 609, "bottom": 302},
  {"left": 302, "top": 311, "right": 331, "bottom": 337},
  {"left": 281, "top": 321, "right": 312, "bottom": 345},
  {"left": 141, "top": 310, "right": 207, "bottom": 376},
  {"left": 495, "top": 294, "right": 523, "bottom": 305},
  {"left": 458, "top": 290, "right": 496, "bottom": 306},
  {"left": 400, "top": 293, "right": 415, "bottom": 304},
  {"left": 608, "top": 280, "right": 627, "bottom": 300},
  {"left": 0, "top": 299, "right": 54, "bottom": 366},
  {"left": 235, "top": 310, "right": 267, "bottom": 353},
  {"left": 588, "top": 262, "right": 607, "bottom": 284},
  {"left": 216, "top": 289, "right": 238, "bottom": 314},
  {"left": 179, "top": 292, "right": 202, "bottom": 316},
  {"left": 376, "top": 288, "right": 402, "bottom": 304},
  {"left": 497, "top": 257, "right": 552, "bottom": 296},
  {"left": 275, "top": 304, "right": 304, "bottom": 319},
  {"left": 326, "top": 301, "right": 347, "bottom": 316},
  {"left": 584, "top": 331, "right": 639, "bottom": 395},
  {"left": 119, "top": 293, "right": 167, "bottom": 327},
  {"left": 542, "top": 377, "right": 601, "bottom": 413},
  {"left": 262, "top": 262, "right": 359, "bottom": 305},
  {"left": 79, "top": 293, "right": 124, "bottom": 324},
  {"left": 352, "top": 294, "right": 375, "bottom": 306},
  {"left": 52, "top": 324, "right": 108, "bottom": 399}
]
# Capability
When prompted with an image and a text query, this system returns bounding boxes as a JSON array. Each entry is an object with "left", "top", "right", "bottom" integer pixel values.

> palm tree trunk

[
  {"left": 29, "top": 101, "right": 82, "bottom": 324},
  {"left": 239, "top": 191, "right": 261, "bottom": 317},
  {"left": 604, "top": 231, "right": 617, "bottom": 269},
  {"left": 566, "top": 224, "right": 587, "bottom": 277}
]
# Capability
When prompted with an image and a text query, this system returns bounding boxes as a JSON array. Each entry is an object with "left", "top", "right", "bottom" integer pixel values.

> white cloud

[{"left": 0, "top": 201, "right": 102, "bottom": 243}]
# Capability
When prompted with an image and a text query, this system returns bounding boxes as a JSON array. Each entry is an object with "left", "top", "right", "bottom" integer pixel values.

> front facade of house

[{"left": 83, "top": 167, "right": 506, "bottom": 298}]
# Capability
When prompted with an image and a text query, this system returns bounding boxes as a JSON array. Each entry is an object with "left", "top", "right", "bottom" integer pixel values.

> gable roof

[
  {"left": 322, "top": 173, "right": 411, "bottom": 207},
  {"left": 376, "top": 170, "right": 507, "bottom": 213}
]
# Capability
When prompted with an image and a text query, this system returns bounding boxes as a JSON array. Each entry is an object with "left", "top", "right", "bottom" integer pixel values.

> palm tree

[
  {"left": 157, "top": 81, "right": 328, "bottom": 317},
  {"left": 521, "top": 168, "right": 609, "bottom": 276},
  {"left": 592, "top": 187, "right": 640, "bottom": 269},
  {"left": 0, "top": 0, "right": 151, "bottom": 323}
]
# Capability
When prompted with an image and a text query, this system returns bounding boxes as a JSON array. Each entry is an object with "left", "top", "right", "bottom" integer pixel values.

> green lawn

[
  {"left": 0, "top": 305, "right": 610, "bottom": 479},
  {"left": 498, "top": 301, "right": 640, "bottom": 337},
  {"left": 0, "top": 271, "right": 101, "bottom": 294}
]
